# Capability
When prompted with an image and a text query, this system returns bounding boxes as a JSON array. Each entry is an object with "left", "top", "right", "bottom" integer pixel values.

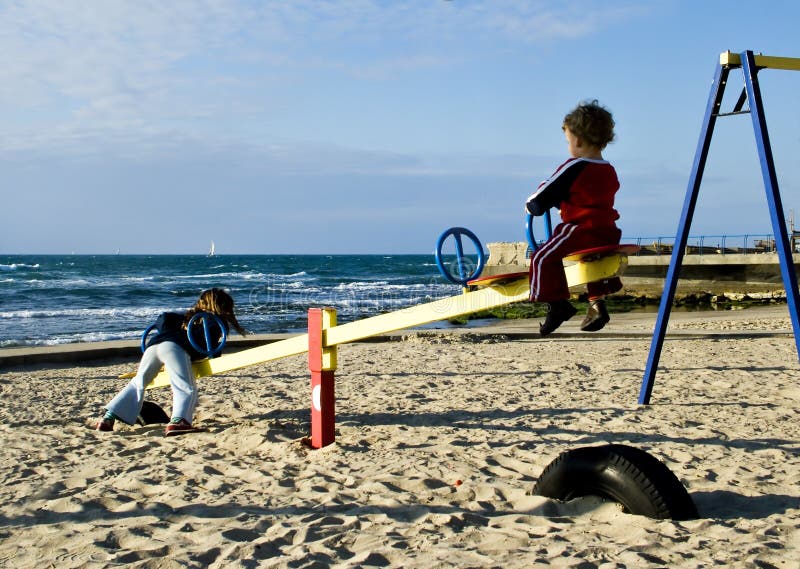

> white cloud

[
  {"left": 0, "top": 1, "right": 646, "bottom": 173},
  {"left": 0, "top": 1, "right": 251, "bottom": 120},
  {"left": 0, "top": 0, "right": 640, "bottom": 112}
]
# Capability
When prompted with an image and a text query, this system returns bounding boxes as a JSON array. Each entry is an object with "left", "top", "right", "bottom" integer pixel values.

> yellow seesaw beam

[
  {"left": 138, "top": 277, "right": 529, "bottom": 389},
  {"left": 131, "top": 334, "right": 309, "bottom": 389},
  {"left": 133, "top": 252, "right": 629, "bottom": 389},
  {"left": 326, "top": 277, "right": 529, "bottom": 346}
]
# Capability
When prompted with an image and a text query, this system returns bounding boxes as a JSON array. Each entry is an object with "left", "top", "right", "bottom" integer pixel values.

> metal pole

[
  {"left": 639, "top": 60, "right": 731, "bottom": 404},
  {"left": 741, "top": 50, "right": 800, "bottom": 358}
]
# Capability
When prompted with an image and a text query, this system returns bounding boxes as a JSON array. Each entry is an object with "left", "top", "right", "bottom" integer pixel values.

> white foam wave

[
  {"left": 0, "top": 307, "right": 162, "bottom": 319},
  {"left": 334, "top": 281, "right": 390, "bottom": 290},
  {"left": 279, "top": 281, "right": 311, "bottom": 290},
  {"left": 1, "top": 263, "right": 40, "bottom": 271},
  {"left": 1, "top": 330, "right": 139, "bottom": 347},
  {"left": 170, "top": 271, "right": 283, "bottom": 281}
]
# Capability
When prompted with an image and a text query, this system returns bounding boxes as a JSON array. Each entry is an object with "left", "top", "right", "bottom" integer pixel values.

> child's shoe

[
  {"left": 95, "top": 419, "right": 114, "bottom": 432},
  {"left": 580, "top": 299, "right": 610, "bottom": 332},
  {"left": 164, "top": 418, "right": 199, "bottom": 437},
  {"left": 539, "top": 300, "right": 577, "bottom": 336}
]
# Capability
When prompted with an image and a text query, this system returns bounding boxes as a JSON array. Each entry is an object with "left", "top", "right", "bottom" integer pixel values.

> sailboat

[{"left": 208, "top": 241, "right": 216, "bottom": 257}]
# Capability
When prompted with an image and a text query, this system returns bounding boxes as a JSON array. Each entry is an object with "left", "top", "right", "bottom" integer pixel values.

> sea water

[{"left": 1, "top": 255, "right": 467, "bottom": 347}]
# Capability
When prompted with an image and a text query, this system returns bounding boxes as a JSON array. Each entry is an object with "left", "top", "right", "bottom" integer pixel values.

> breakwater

[{"left": 484, "top": 242, "right": 800, "bottom": 296}]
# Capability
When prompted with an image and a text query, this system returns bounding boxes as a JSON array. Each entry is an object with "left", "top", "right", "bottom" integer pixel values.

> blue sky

[{"left": 1, "top": 0, "right": 799, "bottom": 254}]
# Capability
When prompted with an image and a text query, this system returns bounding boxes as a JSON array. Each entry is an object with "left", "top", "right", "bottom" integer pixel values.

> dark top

[{"left": 145, "top": 311, "right": 226, "bottom": 361}]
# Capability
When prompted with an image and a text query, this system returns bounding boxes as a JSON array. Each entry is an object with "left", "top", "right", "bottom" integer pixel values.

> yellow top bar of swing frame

[{"left": 720, "top": 51, "right": 800, "bottom": 71}]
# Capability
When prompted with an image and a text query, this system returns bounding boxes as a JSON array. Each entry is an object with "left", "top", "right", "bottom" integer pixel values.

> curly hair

[
  {"left": 184, "top": 288, "right": 247, "bottom": 336},
  {"left": 562, "top": 100, "right": 615, "bottom": 149}
]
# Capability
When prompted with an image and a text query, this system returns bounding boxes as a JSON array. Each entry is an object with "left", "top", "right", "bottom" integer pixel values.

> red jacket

[{"left": 526, "top": 158, "right": 620, "bottom": 228}]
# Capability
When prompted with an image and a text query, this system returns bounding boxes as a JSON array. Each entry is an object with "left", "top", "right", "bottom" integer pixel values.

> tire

[
  {"left": 136, "top": 400, "right": 170, "bottom": 426},
  {"left": 533, "top": 444, "right": 698, "bottom": 520}
]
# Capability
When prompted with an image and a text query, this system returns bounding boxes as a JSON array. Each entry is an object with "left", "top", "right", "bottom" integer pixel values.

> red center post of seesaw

[{"left": 308, "top": 307, "right": 337, "bottom": 449}]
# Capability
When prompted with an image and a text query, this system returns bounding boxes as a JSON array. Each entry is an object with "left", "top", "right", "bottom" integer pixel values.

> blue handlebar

[
  {"left": 187, "top": 312, "right": 227, "bottom": 358},
  {"left": 525, "top": 210, "right": 553, "bottom": 252},
  {"left": 434, "top": 227, "right": 486, "bottom": 285},
  {"left": 141, "top": 323, "right": 160, "bottom": 353},
  {"left": 140, "top": 312, "right": 228, "bottom": 358}
]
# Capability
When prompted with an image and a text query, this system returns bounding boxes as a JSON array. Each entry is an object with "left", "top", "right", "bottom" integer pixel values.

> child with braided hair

[{"left": 96, "top": 288, "right": 246, "bottom": 436}]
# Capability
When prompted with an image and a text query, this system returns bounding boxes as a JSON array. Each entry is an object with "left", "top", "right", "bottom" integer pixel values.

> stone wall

[
  {"left": 485, "top": 241, "right": 800, "bottom": 296},
  {"left": 482, "top": 242, "right": 530, "bottom": 276}
]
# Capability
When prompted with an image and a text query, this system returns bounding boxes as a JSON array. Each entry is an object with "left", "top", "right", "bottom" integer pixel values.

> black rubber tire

[
  {"left": 136, "top": 401, "right": 170, "bottom": 426},
  {"left": 533, "top": 444, "right": 698, "bottom": 520}
]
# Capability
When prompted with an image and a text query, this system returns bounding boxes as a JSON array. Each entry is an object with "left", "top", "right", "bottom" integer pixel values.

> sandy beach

[{"left": 1, "top": 305, "right": 798, "bottom": 568}]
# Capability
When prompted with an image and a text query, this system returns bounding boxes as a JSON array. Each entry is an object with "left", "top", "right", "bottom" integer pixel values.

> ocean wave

[
  {"left": 21, "top": 278, "right": 93, "bottom": 289},
  {"left": 2, "top": 254, "right": 444, "bottom": 345},
  {"left": 0, "top": 307, "right": 163, "bottom": 320},
  {"left": 1, "top": 330, "right": 139, "bottom": 347},
  {"left": 333, "top": 281, "right": 390, "bottom": 290},
  {"left": 166, "top": 271, "right": 278, "bottom": 281},
  {"left": 1, "top": 263, "right": 40, "bottom": 271},
  {"left": 382, "top": 283, "right": 449, "bottom": 291},
  {"left": 256, "top": 272, "right": 314, "bottom": 283},
  {"left": 281, "top": 281, "right": 312, "bottom": 289},
  {"left": 331, "top": 281, "right": 451, "bottom": 296},
  {"left": 336, "top": 297, "right": 420, "bottom": 309},
  {"left": 19, "top": 272, "right": 282, "bottom": 288},
  {"left": 20, "top": 273, "right": 150, "bottom": 286}
]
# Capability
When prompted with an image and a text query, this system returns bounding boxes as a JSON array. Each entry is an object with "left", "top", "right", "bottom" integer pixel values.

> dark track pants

[{"left": 529, "top": 222, "right": 622, "bottom": 302}]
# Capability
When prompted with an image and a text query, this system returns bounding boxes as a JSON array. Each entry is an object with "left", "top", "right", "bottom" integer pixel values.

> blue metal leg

[
  {"left": 741, "top": 50, "right": 800, "bottom": 357},
  {"left": 638, "top": 61, "right": 731, "bottom": 404}
]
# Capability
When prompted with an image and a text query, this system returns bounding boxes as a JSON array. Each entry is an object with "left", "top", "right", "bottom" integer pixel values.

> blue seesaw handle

[
  {"left": 434, "top": 227, "right": 486, "bottom": 285},
  {"left": 141, "top": 323, "right": 160, "bottom": 353},
  {"left": 187, "top": 312, "right": 227, "bottom": 358},
  {"left": 525, "top": 210, "right": 553, "bottom": 252}
]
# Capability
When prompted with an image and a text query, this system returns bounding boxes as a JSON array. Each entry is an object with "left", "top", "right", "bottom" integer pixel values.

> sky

[{"left": 1, "top": 0, "right": 799, "bottom": 254}]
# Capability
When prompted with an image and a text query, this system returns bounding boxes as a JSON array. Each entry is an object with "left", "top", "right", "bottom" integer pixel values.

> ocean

[{"left": 1, "top": 254, "right": 468, "bottom": 348}]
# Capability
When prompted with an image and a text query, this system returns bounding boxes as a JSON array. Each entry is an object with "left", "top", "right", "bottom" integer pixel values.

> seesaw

[
  {"left": 116, "top": 223, "right": 698, "bottom": 519},
  {"left": 121, "top": 211, "right": 637, "bottom": 442},
  {"left": 130, "top": 215, "right": 637, "bottom": 395}
]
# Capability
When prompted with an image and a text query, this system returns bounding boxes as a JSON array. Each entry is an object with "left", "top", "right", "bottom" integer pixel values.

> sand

[{"left": 0, "top": 306, "right": 798, "bottom": 568}]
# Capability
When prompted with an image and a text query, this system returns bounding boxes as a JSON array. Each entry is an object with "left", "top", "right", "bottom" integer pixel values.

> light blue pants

[{"left": 106, "top": 341, "right": 198, "bottom": 425}]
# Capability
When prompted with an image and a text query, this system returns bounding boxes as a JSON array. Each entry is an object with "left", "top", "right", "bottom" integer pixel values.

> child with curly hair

[{"left": 526, "top": 100, "right": 622, "bottom": 336}]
